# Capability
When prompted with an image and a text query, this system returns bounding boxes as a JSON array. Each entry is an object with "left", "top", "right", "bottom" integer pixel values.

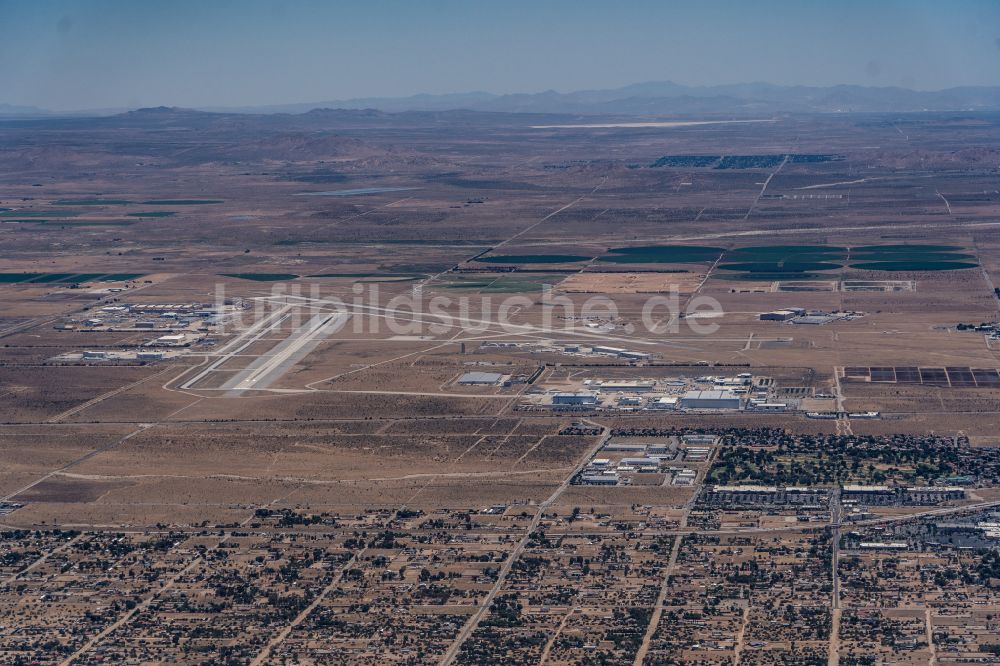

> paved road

[{"left": 828, "top": 488, "right": 843, "bottom": 666}]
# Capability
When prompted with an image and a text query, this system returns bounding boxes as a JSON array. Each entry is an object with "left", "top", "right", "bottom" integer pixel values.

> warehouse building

[
  {"left": 603, "top": 443, "right": 647, "bottom": 453},
  {"left": 679, "top": 390, "right": 742, "bottom": 410},
  {"left": 620, "top": 457, "right": 661, "bottom": 472},
  {"left": 552, "top": 392, "right": 598, "bottom": 406},
  {"left": 580, "top": 474, "right": 618, "bottom": 486},
  {"left": 601, "top": 381, "right": 655, "bottom": 392},
  {"left": 747, "top": 401, "right": 787, "bottom": 412},
  {"left": 151, "top": 334, "right": 188, "bottom": 346},
  {"left": 591, "top": 345, "right": 626, "bottom": 355},
  {"left": 792, "top": 314, "right": 840, "bottom": 325}
]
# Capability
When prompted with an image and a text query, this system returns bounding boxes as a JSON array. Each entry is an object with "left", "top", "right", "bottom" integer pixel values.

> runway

[{"left": 221, "top": 313, "right": 350, "bottom": 395}]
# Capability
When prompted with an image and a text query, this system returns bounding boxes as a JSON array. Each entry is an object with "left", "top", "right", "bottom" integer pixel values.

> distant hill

[
  {"left": 0, "top": 103, "right": 52, "bottom": 117},
  {"left": 202, "top": 81, "right": 1000, "bottom": 116}
]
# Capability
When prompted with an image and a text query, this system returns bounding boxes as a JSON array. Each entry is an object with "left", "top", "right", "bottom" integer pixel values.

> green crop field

[
  {"left": 141, "top": 199, "right": 223, "bottom": 205},
  {"left": 719, "top": 261, "right": 843, "bottom": 273},
  {"left": 715, "top": 272, "right": 834, "bottom": 281},
  {"left": 849, "top": 260, "right": 979, "bottom": 271},
  {"left": 308, "top": 272, "right": 424, "bottom": 278},
  {"left": 53, "top": 199, "right": 132, "bottom": 205},
  {"left": 219, "top": 273, "right": 299, "bottom": 281},
  {"left": 601, "top": 245, "right": 724, "bottom": 264},
  {"left": 726, "top": 245, "right": 846, "bottom": 261},
  {"left": 0, "top": 210, "right": 83, "bottom": 218},
  {"left": 852, "top": 244, "right": 964, "bottom": 253},
  {"left": 851, "top": 251, "right": 976, "bottom": 262},
  {"left": 0, "top": 273, "right": 143, "bottom": 284},
  {"left": 846, "top": 244, "right": 977, "bottom": 270},
  {"left": 476, "top": 254, "right": 591, "bottom": 264},
  {"left": 440, "top": 274, "right": 562, "bottom": 293},
  {"left": 22, "top": 219, "right": 137, "bottom": 226}
]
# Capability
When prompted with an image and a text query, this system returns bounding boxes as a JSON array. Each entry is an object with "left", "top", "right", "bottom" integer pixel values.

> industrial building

[
  {"left": 620, "top": 457, "right": 661, "bottom": 470},
  {"left": 591, "top": 345, "right": 626, "bottom": 356},
  {"left": 792, "top": 314, "right": 841, "bottom": 325},
  {"left": 552, "top": 392, "right": 598, "bottom": 406},
  {"left": 151, "top": 334, "right": 188, "bottom": 346},
  {"left": 580, "top": 474, "right": 618, "bottom": 486},
  {"left": 651, "top": 396, "right": 678, "bottom": 410},
  {"left": 600, "top": 381, "right": 655, "bottom": 392},
  {"left": 760, "top": 309, "right": 799, "bottom": 321},
  {"left": 457, "top": 371, "right": 503, "bottom": 385},
  {"left": 588, "top": 345, "right": 651, "bottom": 361},
  {"left": 747, "top": 401, "right": 787, "bottom": 412},
  {"left": 679, "top": 390, "right": 742, "bottom": 410},
  {"left": 603, "top": 443, "right": 647, "bottom": 453}
]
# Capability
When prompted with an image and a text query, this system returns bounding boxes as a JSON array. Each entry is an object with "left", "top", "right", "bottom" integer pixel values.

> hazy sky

[{"left": 1, "top": 0, "right": 999, "bottom": 110}]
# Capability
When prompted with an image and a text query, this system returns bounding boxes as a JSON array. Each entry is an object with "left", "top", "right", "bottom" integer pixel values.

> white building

[
  {"left": 601, "top": 381, "right": 655, "bottom": 392},
  {"left": 748, "top": 401, "right": 787, "bottom": 412},
  {"left": 651, "top": 396, "right": 678, "bottom": 410},
  {"left": 151, "top": 334, "right": 187, "bottom": 346},
  {"left": 679, "top": 390, "right": 741, "bottom": 410},
  {"left": 591, "top": 345, "right": 625, "bottom": 355}
]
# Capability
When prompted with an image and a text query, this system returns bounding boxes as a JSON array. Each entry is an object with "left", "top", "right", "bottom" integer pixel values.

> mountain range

[
  {"left": 6, "top": 81, "right": 1000, "bottom": 118},
  {"left": 203, "top": 81, "right": 1000, "bottom": 116}
]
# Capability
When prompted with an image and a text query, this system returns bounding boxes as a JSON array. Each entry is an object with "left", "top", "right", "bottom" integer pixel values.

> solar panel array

[{"left": 843, "top": 366, "right": 1000, "bottom": 388}]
